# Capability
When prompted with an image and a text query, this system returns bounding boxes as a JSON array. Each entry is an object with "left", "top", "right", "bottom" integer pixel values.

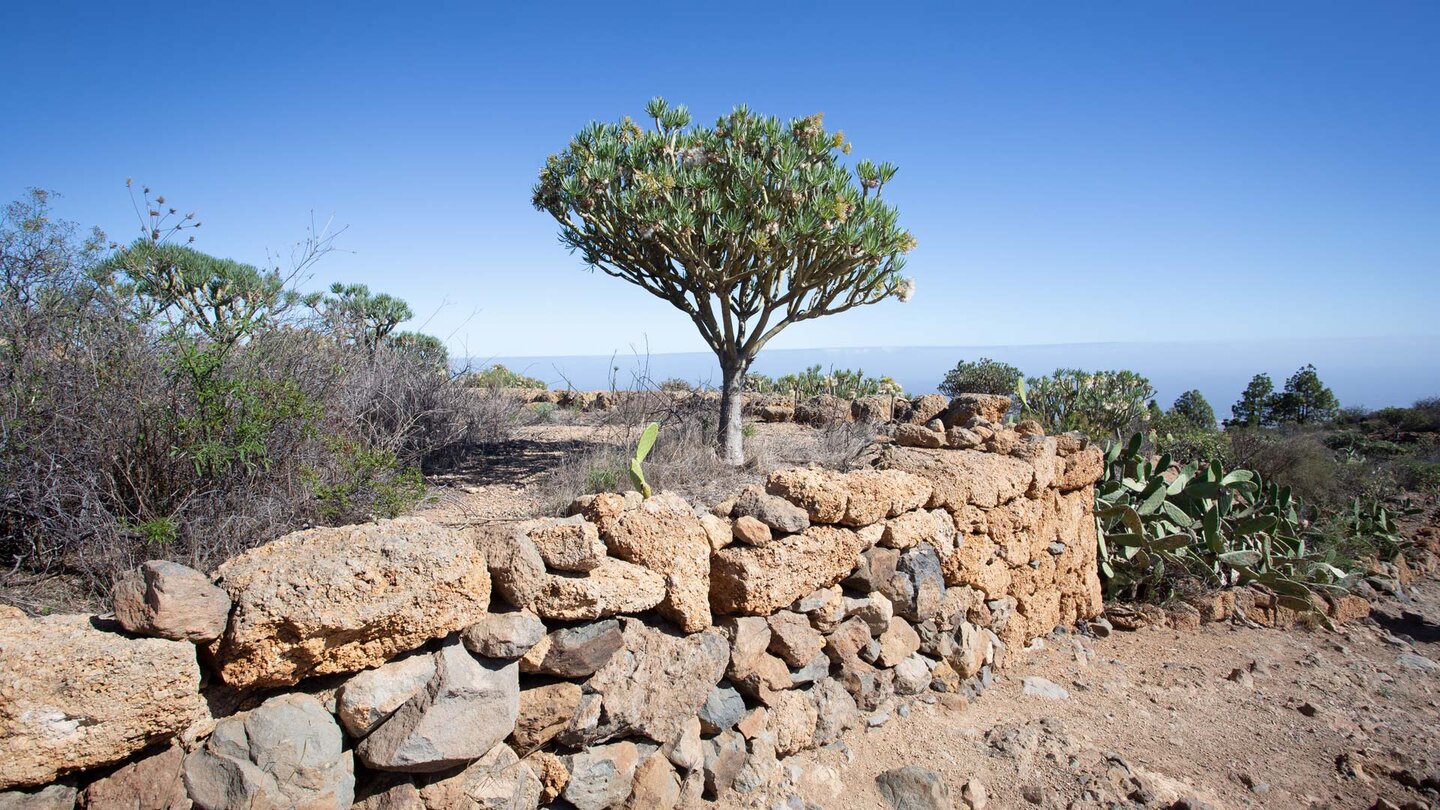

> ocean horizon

[{"left": 463, "top": 336, "right": 1439, "bottom": 413}]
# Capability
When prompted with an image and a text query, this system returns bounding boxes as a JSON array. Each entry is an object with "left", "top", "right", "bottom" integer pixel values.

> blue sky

[{"left": 3, "top": 1, "right": 1438, "bottom": 364}]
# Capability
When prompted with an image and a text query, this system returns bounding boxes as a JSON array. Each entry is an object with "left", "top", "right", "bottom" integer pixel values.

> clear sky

[{"left": 3, "top": 1, "right": 1438, "bottom": 362}]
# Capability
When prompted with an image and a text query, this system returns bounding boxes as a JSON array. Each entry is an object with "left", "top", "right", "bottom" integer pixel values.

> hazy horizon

[{"left": 469, "top": 335, "right": 1439, "bottom": 413}]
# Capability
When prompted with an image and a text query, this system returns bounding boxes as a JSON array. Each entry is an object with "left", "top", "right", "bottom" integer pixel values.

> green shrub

[
  {"left": 937, "top": 357, "right": 1022, "bottom": 397},
  {"left": 1096, "top": 433, "right": 1355, "bottom": 607},
  {"left": 1018, "top": 368, "right": 1154, "bottom": 439},
  {"left": 304, "top": 440, "right": 428, "bottom": 523},
  {"left": 464, "top": 364, "right": 547, "bottom": 390},
  {"left": 746, "top": 365, "right": 899, "bottom": 399}
]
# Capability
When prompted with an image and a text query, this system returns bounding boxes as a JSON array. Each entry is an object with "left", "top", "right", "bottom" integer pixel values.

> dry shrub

[
  {"left": 0, "top": 191, "right": 521, "bottom": 605},
  {"left": 535, "top": 393, "right": 877, "bottom": 515}
]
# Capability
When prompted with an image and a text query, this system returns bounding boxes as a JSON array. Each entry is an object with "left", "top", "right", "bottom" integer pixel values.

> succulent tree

[{"left": 533, "top": 98, "right": 916, "bottom": 464}]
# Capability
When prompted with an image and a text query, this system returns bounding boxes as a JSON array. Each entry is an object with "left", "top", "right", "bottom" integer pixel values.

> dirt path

[{"left": 721, "top": 581, "right": 1440, "bottom": 810}]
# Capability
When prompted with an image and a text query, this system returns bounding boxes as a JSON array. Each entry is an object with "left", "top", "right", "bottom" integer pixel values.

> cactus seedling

[{"left": 629, "top": 422, "right": 659, "bottom": 498}]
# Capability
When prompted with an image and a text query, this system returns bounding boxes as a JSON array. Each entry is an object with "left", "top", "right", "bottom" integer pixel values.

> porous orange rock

[
  {"left": 0, "top": 611, "right": 207, "bottom": 790},
  {"left": 711, "top": 526, "right": 866, "bottom": 616},
  {"left": 210, "top": 517, "right": 491, "bottom": 689}
]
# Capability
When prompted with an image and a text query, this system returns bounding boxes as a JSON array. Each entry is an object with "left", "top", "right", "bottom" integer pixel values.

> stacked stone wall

[{"left": 0, "top": 393, "right": 1107, "bottom": 809}]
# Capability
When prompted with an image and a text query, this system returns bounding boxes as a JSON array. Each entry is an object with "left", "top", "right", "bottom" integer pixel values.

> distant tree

[
  {"left": 1170, "top": 389, "right": 1216, "bottom": 430},
  {"left": 938, "top": 357, "right": 1022, "bottom": 397},
  {"left": 389, "top": 330, "right": 448, "bottom": 371},
  {"left": 1271, "top": 364, "right": 1338, "bottom": 425},
  {"left": 533, "top": 98, "right": 916, "bottom": 464},
  {"left": 311, "top": 282, "right": 412, "bottom": 355},
  {"left": 1229, "top": 374, "right": 1275, "bottom": 428}
]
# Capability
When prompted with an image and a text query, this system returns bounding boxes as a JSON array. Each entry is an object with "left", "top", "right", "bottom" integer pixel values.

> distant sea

[{"left": 465, "top": 336, "right": 1439, "bottom": 412}]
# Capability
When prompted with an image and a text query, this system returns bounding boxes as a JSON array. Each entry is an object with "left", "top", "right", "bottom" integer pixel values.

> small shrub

[
  {"left": 937, "top": 357, "right": 1022, "bottom": 397},
  {"left": 464, "top": 364, "right": 547, "bottom": 390}
]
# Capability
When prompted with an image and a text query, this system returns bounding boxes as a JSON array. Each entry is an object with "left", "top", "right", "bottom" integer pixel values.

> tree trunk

[{"left": 717, "top": 357, "right": 747, "bottom": 466}]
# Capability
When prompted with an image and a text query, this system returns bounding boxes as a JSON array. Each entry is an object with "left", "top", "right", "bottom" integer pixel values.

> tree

[
  {"left": 937, "top": 357, "right": 1022, "bottom": 397},
  {"left": 1229, "top": 374, "right": 1275, "bottom": 428},
  {"left": 1170, "top": 389, "right": 1216, "bottom": 430},
  {"left": 1271, "top": 364, "right": 1338, "bottom": 425},
  {"left": 533, "top": 98, "right": 916, "bottom": 464},
  {"left": 311, "top": 282, "right": 413, "bottom": 355}
]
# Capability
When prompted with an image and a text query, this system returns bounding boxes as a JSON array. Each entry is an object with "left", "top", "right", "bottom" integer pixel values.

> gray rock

[
  {"left": 876, "top": 766, "right": 954, "bottom": 810},
  {"left": 883, "top": 545, "right": 945, "bottom": 622},
  {"left": 562, "top": 741, "right": 639, "bottom": 810},
  {"left": 113, "top": 559, "right": 231, "bottom": 642},
  {"left": 790, "top": 653, "right": 831, "bottom": 687},
  {"left": 894, "top": 653, "right": 932, "bottom": 696},
  {"left": 1399, "top": 652, "right": 1440, "bottom": 672},
  {"left": 845, "top": 593, "right": 894, "bottom": 635},
  {"left": 809, "top": 677, "right": 861, "bottom": 746},
  {"left": 523, "top": 619, "right": 624, "bottom": 678},
  {"left": 358, "top": 637, "right": 519, "bottom": 772},
  {"left": 702, "top": 730, "right": 749, "bottom": 799},
  {"left": 733, "top": 732, "right": 780, "bottom": 794},
  {"left": 336, "top": 651, "right": 436, "bottom": 737},
  {"left": 184, "top": 693, "right": 353, "bottom": 810},
  {"left": 0, "top": 784, "right": 78, "bottom": 810},
  {"left": 461, "top": 610, "right": 545, "bottom": 659},
  {"left": 1021, "top": 676, "right": 1069, "bottom": 700},
  {"left": 699, "top": 683, "right": 748, "bottom": 734},
  {"left": 584, "top": 620, "right": 729, "bottom": 744},
  {"left": 734, "top": 489, "right": 811, "bottom": 534}
]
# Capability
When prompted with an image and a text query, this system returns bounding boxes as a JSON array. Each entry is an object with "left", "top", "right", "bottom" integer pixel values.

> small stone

[
  {"left": 733, "top": 515, "right": 775, "bottom": 546},
  {"left": 734, "top": 487, "right": 811, "bottom": 533},
  {"left": 876, "top": 766, "right": 953, "bottom": 810},
  {"left": 336, "top": 651, "right": 436, "bottom": 738},
  {"left": 461, "top": 610, "right": 545, "bottom": 659},
  {"left": 961, "top": 777, "right": 988, "bottom": 809},
  {"left": 527, "top": 515, "right": 608, "bottom": 572},
  {"left": 513, "top": 681, "right": 583, "bottom": 751},
  {"left": 1021, "top": 676, "right": 1069, "bottom": 700},
  {"left": 113, "top": 559, "right": 231, "bottom": 642},
  {"left": 357, "top": 638, "right": 519, "bottom": 773},
  {"left": 699, "top": 683, "right": 748, "bottom": 734},
  {"left": 703, "top": 730, "right": 749, "bottom": 799}
]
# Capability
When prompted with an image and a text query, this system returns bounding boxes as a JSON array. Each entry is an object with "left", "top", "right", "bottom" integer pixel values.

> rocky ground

[{"left": 713, "top": 577, "right": 1440, "bottom": 810}]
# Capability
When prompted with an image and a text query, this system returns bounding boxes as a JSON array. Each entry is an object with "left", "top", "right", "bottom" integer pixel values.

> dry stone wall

[{"left": 0, "top": 393, "right": 1108, "bottom": 809}]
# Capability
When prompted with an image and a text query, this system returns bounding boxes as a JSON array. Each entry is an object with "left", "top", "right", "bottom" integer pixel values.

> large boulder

[
  {"left": 594, "top": 495, "right": 713, "bottom": 632},
  {"left": 711, "top": 526, "right": 866, "bottom": 616},
  {"left": 358, "top": 638, "right": 519, "bottom": 773},
  {"left": 877, "top": 447, "right": 1032, "bottom": 510},
  {"left": 0, "top": 610, "right": 206, "bottom": 790},
  {"left": 113, "top": 560, "right": 231, "bottom": 642},
  {"left": 183, "top": 693, "right": 353, "bottom": 810},
  {"left": 210, "top": 518, "right": 490, "bottom": 689},
  {"left": 583, "top": 620, "right": 729, "bottom": 745}
]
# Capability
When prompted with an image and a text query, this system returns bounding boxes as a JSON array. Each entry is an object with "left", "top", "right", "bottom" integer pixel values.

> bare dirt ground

[
  {"left": 432, "top": 421, "right": 1440, "bottom": 809},
  {"left": 711, "top": 580, "right": 1440, "bottom": 810}
]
